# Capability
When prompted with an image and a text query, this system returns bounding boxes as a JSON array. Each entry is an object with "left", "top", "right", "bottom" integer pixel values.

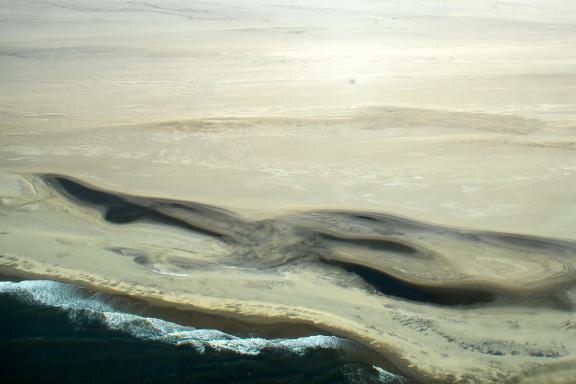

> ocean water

[{"left": 0, "top": 280, "right": 409, "bottom": 384}]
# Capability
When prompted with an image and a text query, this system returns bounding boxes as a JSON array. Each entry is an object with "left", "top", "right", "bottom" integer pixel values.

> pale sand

[{"left": 1, "top": 1, "right": 576, "bottom": 383}]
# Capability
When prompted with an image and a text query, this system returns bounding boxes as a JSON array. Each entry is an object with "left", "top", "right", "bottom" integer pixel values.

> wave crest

[
  {"left": 0, "top": 279, "right": 407, "bottom": 383},
  {"left": 0, "top": 280, "right": 341, "bottom": 355}
]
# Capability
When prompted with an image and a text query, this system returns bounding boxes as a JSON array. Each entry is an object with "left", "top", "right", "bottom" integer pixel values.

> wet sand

[{"left": 1, "top": 174, "right": 576, "bottom": 383}]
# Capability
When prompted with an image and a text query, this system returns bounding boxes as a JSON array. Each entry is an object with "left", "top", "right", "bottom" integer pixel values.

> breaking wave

[
  {"left": 0, "top": 280, "right": 408, "bottom": 383},
  {"left": 0, "top": 280, "right": 339, "bottom": 354}
]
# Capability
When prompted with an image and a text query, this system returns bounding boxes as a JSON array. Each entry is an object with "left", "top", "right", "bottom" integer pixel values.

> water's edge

[{"left": 1, "top": 274, "right": 411, "bottom": 384}]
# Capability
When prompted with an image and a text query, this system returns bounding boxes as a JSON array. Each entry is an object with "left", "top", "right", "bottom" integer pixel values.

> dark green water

[{"left": 0, "top": 280, "right": 409, "bottom": 384}]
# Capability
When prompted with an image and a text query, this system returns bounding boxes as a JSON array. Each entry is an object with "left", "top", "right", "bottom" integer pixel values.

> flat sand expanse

[{"left": 1, "top": 1, "right": 576, "bottom": 383}]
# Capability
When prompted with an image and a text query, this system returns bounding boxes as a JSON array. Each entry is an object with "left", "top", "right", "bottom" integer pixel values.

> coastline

[
  {"left": 0, "top": 266, "right": 414, "bottom": 382},
  {"left": 1, "top": 1, "right": 576, "bottom": 382},
  {"left": 1, "top": 172, "right": 576, "bottom": 383}
]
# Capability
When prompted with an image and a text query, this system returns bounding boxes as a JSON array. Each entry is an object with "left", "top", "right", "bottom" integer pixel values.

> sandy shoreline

[
  {"left": 1, "top": 1, "right": 576, "bottom": 382},
  {"left": 0, "top": 270, "right": 333, "bottom": 340},
  {"left": 1, "top": 173, "right": 575, "bottom": 383},
  {"left": 0, "top": 264, "right": 410, "bottom": 382}
]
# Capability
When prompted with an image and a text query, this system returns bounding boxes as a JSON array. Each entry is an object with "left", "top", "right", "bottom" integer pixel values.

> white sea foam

[
  {"left": 0, "top": 280, "right": 113, "bottom": 312},
  {"left": 373, "top": 366, "right": 409, "bottom": 384},
  {"left": 0, "top": 280, "right": 343, "bottom": 356},
  {"left": 341, "top": 364, "right": 408, "bottom": 384},
  {"left": 1, "top": 280, "right": 410, "bottom": 383}
]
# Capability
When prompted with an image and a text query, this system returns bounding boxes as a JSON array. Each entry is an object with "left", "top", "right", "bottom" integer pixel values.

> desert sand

[{"left": 1, "top": 1, "right": 576, "bottom": 383}]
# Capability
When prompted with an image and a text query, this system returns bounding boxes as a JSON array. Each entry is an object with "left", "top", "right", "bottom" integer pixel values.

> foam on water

[
  {"left": 0, "top": 280, "right": 114, "bottom": 312},
  {"left": 373, "top": 366, "right": 409, "bottom": 384},
  {"left": 0, "top": 280, "right": 343, "bottom": 355},
  {"left": 0, "top": 280, "right": 406, "bottom": 382}
]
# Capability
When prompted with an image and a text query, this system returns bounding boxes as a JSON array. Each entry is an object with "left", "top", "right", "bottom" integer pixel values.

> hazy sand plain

[{"left": 1, "top": 1, "right": 576, "bottom": 383}]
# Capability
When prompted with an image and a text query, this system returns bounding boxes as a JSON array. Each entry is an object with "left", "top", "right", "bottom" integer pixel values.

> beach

[{"left": 1, "top": 1, "right": 576, "bottom": 383}]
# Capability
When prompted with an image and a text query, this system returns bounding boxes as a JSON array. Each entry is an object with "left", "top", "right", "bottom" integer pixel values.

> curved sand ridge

[{"left": 1, "top": 174, "right": 576, "bottom": 383}]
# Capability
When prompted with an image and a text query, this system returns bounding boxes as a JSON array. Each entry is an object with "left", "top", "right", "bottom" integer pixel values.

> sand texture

[{"left": 1, "top": 1, "right": 576, "bottom": 383}]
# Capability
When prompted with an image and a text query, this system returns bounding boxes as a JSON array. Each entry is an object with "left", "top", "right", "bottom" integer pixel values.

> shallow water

[{"left": 0, "top": 280, "right": 409, "bottom": 384}]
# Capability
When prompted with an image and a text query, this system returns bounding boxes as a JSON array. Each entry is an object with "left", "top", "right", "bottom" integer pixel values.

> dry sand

[{"left": 1, "top": 1, "right": 576, "bottom": 383}]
